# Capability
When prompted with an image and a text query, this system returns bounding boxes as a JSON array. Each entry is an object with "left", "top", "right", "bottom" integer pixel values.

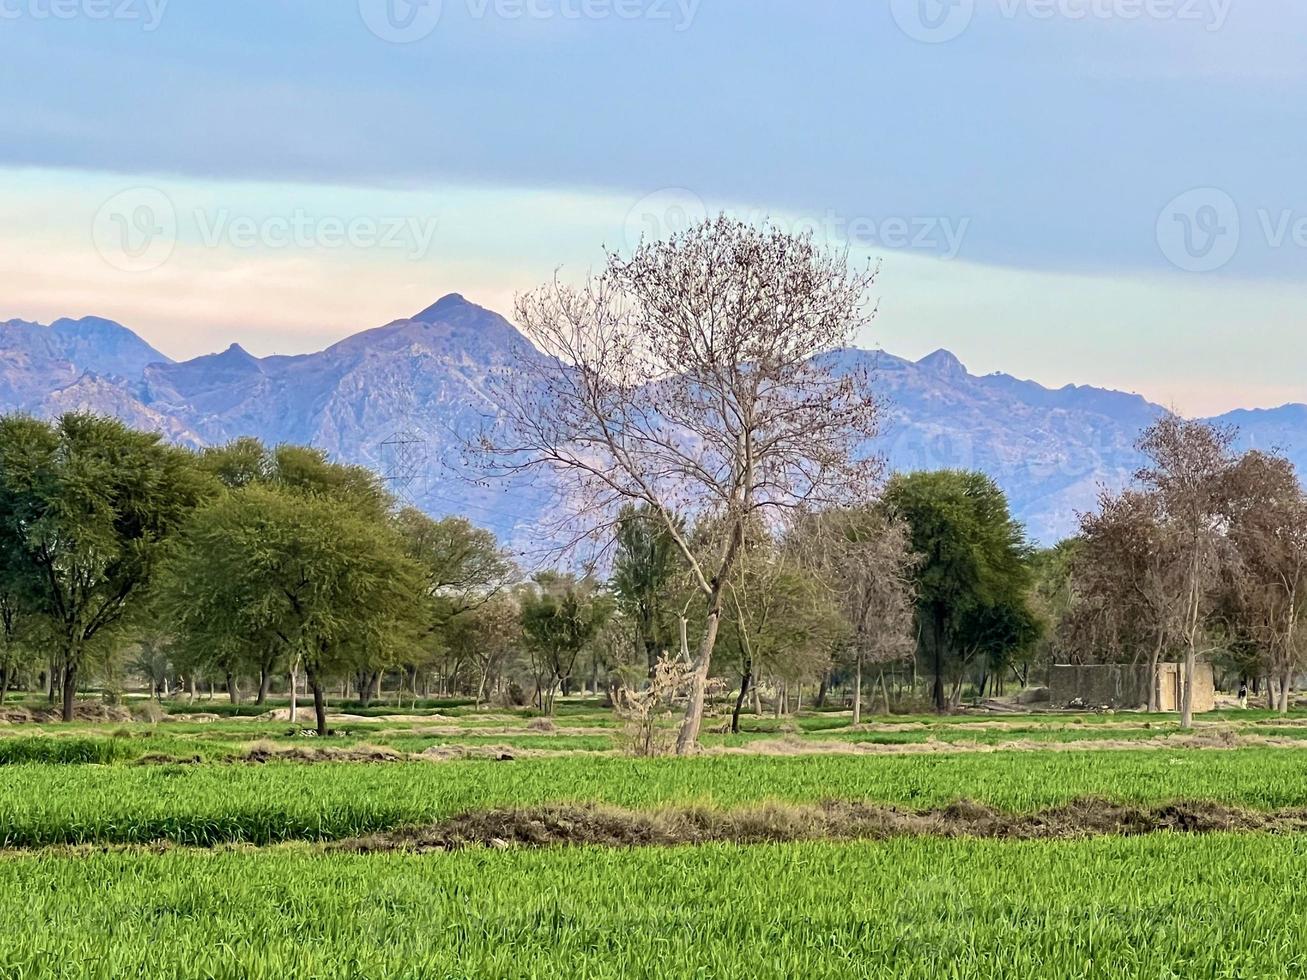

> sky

[{"left": 1, "top": 0, "right": 1304, "bottom": 416}]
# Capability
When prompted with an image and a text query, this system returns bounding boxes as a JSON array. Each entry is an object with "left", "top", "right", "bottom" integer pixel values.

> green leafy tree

[
  {"left": 1025, "top": 541, "right": 1079, "bottom": 688},
  {"left": 0, "top": 413, "right": 208, "bottom": 720},
  {"left": 883, "top": 471, "right": 1036, "bottom": 712},
  {"left": 611, "top": 505, "right": 684, "bottom": 672},
  {"left": 715, "top": 529, "right": 845, "bottom": 732},
  {"left": 520, "top": 572, "right": 613, "bottom": 714},
  {"left": 194, "top": 438, "right": 398, "bottom": 702},
  {"left": 0, "top": 588, "right": 36, "bottom": 704},
  {"left": 160, "top": 484, "right": 424, "bottom": 735},
  {"left": 393, "top": 508, "right": 513, "bottom": 698}
]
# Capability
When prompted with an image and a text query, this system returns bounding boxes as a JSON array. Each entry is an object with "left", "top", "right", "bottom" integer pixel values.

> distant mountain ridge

[{"left": 2, "top": 297, "right": 1302, "bottom": 545}]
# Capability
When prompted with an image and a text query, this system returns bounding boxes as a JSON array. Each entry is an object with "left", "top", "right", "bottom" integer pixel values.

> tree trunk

[
  {"left": 931, "top": 610, "right": 947, "bottom": 714},
  {"left": 61, "top": 658, "right": 78, "bottom": 723},
  {"left": 815, "top": 671, "right": 829, "bottom": 709},
  {"left": 357, "top": 671, "right": 380, "bottom": 709},
  {"left": 852, "top": 655, "right": 863, "bottom": 727},
  {"left": 1278, "top": 666, "right": 1292, "bottom": 714},
  {"left": 731, "top": 665, "right": 752, "bottom": 734},
  {"left": 256, "top": 668, "right": 272, "bottom": 706},
  {"left": 675, "top": 601, "right": 723, "bottom": 755},
  {"left": 1180, "top": 647, "right": 1196, "bottom": 730},
  {"left": 289, "top": 664, "right": 299, "bottom": 725},
  {"left": 225, "top": 671, "right": 240, "bottom": 706},
  {"left": 308, "top": 674, "right": 328, "bottom": 737},
  {"left": 1146, "top": 634, "right": 1164, "bottom": 713}
]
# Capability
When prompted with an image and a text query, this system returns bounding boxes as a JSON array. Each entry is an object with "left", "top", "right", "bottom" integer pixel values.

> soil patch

[
  {"left": 242, "top": 743, "right": 405, "bottom": 764},
  {"left": 336, "top": 797, "right": 1307, "bottom": 853},
  {"left": 0, "top": 703, "right": 134, "bottom": 724},
  {"left": 162, "top": 713, "right": 224, "bottom": 724}
]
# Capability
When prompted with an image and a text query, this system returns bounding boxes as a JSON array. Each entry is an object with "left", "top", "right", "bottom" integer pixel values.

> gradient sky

[{"left": 1, "top": 0, "right": 1304, "bottom": 415}]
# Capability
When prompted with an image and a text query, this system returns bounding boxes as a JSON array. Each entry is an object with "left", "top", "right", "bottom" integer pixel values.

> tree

[
  {"left": 160, "top": 484, "right": 424, "bottom": 735},
  {"left": 455, "top": 593, "right": 522, "bottom": 706},
  {"left": 1024, "top": 541, "right": 1078, "bottom": 689},
  {"left": 387, "top": 509, "right": 513, "bottom": 703},
  {"left": 803, "top": 506, "right": 917, "bottom": 723},
  {"left": 611, "top": 505, "right": 684, "bottom": 672},
  {"left": 883, "top": 471, "right": 1034, "bottom": 713},
  {"left": 0, "top": 413, "right": 208, "bottom": 721},
  {"left": 713, "top": 520, "right": 845, "bottom": 732},
  {"left": 128, "top": 631, "right": 176, "bottom": 700},
  {"left": 0, "top": 588, "right": 34, "bottom": 705},
  {"left": 1222, "top": 451, "right": 1307, "bottom": 713},
  {"left": 196, "top": 438, "right": 401, "bottom": 703},
  {"left": 519, "top": 572, "right": 613, "bottom": 714},
  {"left": 1135, "top": 416, "right": 1236, "bottom": 728},
  {"left": 481, "top": 216, "right": 881, "bottom": 752},
  {"left": 1074, "top": 490, "right": 1184, "bottom": 710}
]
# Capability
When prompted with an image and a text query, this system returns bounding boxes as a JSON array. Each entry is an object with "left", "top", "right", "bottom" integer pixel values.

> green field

[
  {"left": 1, "top": 749, "right": 1307, "bottom": 847},
  {"left": 3, "top": 701, "right": 1307, "bottom": 976},
  {"left": 0, "top": 835, "right": 1304, "bottom": 978}
]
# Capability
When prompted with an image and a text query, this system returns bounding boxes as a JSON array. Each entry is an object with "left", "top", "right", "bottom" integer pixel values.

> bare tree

[
  {"left": 1074, "top": 488, "right": 1184, "bottom": 711},
  {"left": 803, "top": 507, "right": 917, "bottom": 724},
  {"left": 1223, "top": 451, "right": 1307, "bottom": 713},
  {"left": 1135, "top": 415, "right": 1236, "bottom": 728},
  {"left": 478, "top": 216, "right": 881, "bottom": 752}
]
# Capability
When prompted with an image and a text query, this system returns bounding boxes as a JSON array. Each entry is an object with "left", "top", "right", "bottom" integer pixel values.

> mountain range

[{"left": 2, "top": 295, "right": 1303, "bottom": 546}]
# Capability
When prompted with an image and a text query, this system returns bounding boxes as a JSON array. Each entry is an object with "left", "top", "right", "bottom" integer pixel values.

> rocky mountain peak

[
  {"left": 917, "top": 348, "right": 968, "bottom": 379},
  {"left": 412, "top": 293, "right": 480, "bottom": 323}
]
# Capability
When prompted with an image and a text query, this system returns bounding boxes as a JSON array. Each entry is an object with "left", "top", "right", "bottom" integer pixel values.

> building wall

[{"left": 1049, "top": 663, "right": 1216, "bottom": 713}]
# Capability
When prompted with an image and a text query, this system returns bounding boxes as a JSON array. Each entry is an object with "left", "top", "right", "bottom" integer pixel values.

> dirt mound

[
  {"left": 9, "top": 703, "right": 135, "bottom": 724},
  {"left": 335, "top": 797, "right": 1307, "bottom": 853},
  {"left": 242, "top": 742, "right": 404, "bottom": 764},
  {"left": 255, "top": 709, "right": 373, "bottom": 723},
  {"left": 419, "top": 744, "right": 521, "bottom": 762}
]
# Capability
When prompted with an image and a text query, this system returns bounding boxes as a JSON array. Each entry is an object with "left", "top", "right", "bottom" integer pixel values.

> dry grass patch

[{"left": 335, "top": 797, "right": 1307, "bottom": 853}]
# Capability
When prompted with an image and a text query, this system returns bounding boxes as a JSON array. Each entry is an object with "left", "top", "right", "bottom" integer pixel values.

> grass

[
  {"left": 2, "top": 748, "right": 1307, "bottom": 847},
  {"left": 8, "top": 699, "right": 1302, "bottom": 762},
  {"left": 0, "top": 737, "right": 137, "bottom": 766},
  {"left": 2, "top": 700, "right": 1307, "bottom": 977},
  {"left": 0, "top": 835, "right": 1303, "bottom": 978}
]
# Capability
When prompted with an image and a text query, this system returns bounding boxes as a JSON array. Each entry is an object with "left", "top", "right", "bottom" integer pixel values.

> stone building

[{"left": 1048, "top": 662, "right": 1216, "bottom": 713}]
